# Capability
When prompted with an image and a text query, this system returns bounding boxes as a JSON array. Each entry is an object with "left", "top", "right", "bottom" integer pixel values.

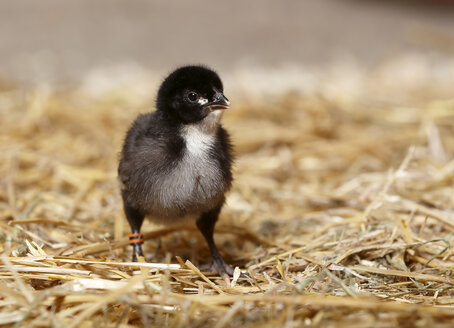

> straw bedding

[{"left": 0, "top": 65, "right": 454, "bottom": 327}]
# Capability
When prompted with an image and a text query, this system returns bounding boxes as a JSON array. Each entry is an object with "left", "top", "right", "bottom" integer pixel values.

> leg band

[{"left": 129, "top": 233, "right": 144, "bottom": 244}]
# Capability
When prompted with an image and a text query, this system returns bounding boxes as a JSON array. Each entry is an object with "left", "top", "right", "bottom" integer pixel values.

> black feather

[{"left": 118, "top": 65, "right": 235, "bottom": 277}]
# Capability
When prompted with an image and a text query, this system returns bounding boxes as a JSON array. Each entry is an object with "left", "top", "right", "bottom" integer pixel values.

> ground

[{"left": 1, "top": 59, "right": 454, "bottom": 327}]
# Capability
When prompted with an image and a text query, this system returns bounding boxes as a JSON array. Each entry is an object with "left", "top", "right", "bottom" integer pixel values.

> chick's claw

[{"left": 210, "top": 259, "right": 234, "bottom": 286}]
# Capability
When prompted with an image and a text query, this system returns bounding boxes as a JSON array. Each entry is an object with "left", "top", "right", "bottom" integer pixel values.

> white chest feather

[
  {"left": 149, "top": 122, "right": 223, "bottom": 216},
  {"left": 182, "top": 125, "right": 215, "bottom": 158}
]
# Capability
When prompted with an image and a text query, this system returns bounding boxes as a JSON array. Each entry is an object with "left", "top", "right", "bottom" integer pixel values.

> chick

[{"left": 118, "top": 65, "right": 234, "bottom": 279}]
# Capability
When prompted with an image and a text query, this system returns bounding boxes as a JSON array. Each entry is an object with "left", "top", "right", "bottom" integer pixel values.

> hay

[{"left": 1, "top": 64, "right": 454, "bottom": 327}]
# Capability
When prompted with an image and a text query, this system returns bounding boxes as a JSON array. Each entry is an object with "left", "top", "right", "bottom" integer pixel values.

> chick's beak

[{"left": 206, "top": 92, "right": 230, "bottom": 111}]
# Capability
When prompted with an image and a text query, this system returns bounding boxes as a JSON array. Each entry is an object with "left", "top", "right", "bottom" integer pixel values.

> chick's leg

[
  {"left": 122, "top": 193, "right": 145, "bottom": 262},
  {"left": 196, "top": 206, "right": 233, "bottom": 281}
]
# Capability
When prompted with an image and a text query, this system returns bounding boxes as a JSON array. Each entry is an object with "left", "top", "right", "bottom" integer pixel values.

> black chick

[{"left": 118, "top": 65, "right": 234, "bottom": 279}]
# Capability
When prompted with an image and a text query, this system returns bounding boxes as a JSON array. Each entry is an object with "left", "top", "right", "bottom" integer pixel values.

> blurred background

[{"left": 1, "top": 0, "right": 454, "bottom": 91}]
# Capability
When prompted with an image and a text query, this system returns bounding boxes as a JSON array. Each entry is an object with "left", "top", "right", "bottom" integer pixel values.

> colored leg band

[{"left": 129, "top": 233, "right": 144, "bottom": 244}]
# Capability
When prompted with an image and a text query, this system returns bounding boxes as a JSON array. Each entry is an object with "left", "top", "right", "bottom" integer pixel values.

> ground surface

[{"left": 0, "top": 61, "right": 454, "bottom": 326}]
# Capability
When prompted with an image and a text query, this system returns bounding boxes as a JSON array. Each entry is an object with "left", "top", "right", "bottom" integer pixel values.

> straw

[{"left": 1, "top": 60, "right": 454, "bottom": 326}]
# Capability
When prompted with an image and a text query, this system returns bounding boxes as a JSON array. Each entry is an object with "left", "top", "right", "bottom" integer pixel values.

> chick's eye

[{"left": 187, "top": 92, "right": 198, "bottom": 102}]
